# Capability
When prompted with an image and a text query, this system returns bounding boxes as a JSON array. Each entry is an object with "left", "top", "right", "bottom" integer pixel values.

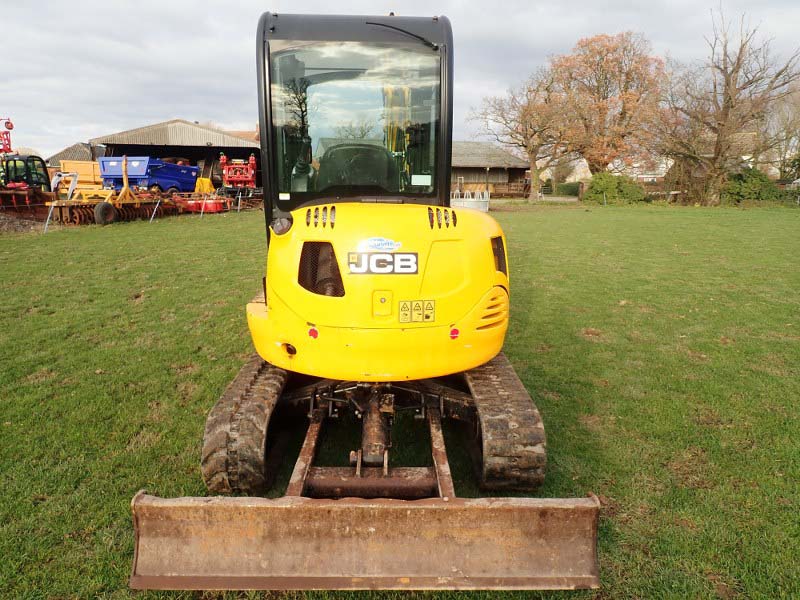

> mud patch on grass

[
  {"left": 694, "top": 407, "right": 734, "bottom": 429},
  {"left": 686, "top": 348, "right": 709, "bottom": 362},
  {"left": 770, "top": 332, "right": 800, "bottom": 341},
  {"left": 667, "top": 447, "right": 713, "bottom": 489},
  {"left": 0, "top": 213, "right": 42, "bottom": 234},
  {"left": 750, "top": 353, "right": 792, "bottom": 377},
  {"left": 579, "top": 414, "right": 604, "bottom": 432},
  {"left": 674, "top": 516, "right": 699, "bottom": 531},
  {"left": 171, "top": 362, "right": 199, "bottom": 377},
  {"left": 178, "top": 381, "right": 199, "bottom": 404},
  {"left": 617, "top": 501, "right": 655, "bottom": 525},
  {"left": 126, "top": 429, "right": 161, "bottom": 450},
  {"left": 24, "top": 368, "right": 57, "bottom": 384},
  {"left": 581, "top": 327, "right": 605, "bottom": 342},
  {"left": 597, "top": 494, "right": 621, "bottom": 518},
  {"left": 193, "top": 311, "right": 215, "bottom": 325},
  {"left": 147, "top": 400, "right": 165, "bottom": 422},
  {"left": 706, "top": 572, "right": 740, "bottom": 599}
]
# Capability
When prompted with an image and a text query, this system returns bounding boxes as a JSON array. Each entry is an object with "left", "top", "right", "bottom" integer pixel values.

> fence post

[{"left": 149, "top": 197, "right": 162, "bottom": 223}]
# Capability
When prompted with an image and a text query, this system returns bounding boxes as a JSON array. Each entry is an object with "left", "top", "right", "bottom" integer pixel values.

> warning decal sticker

[{"left": 399, "top": 299, "right": 435, "bottom": 323}]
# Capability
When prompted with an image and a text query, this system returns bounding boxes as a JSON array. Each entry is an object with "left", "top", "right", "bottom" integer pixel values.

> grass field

[{"left": 1, "top": 205, "right": 798, "bottom": 599}]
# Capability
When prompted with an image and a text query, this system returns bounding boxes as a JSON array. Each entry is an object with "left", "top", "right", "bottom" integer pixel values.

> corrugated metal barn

[{"left": 88, "top": 119, "right": 260, "bottom": 185}]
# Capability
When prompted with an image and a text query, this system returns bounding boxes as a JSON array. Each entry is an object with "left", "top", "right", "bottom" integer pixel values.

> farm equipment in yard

[
  {"left": 217, "top": 152, "right": 259, "bottom": 196},
  {"left": 130, "top": 13, "right": 599, "bottom": 591},
  {"left": 0, "top": 118, "right": 57, "bottom": 219},
  {"left": 46, "top": 156, "right": 180, "bottom": 225},
  {"left": 169, "top": 192, "right": 231, "bottom": 214},
  {"left": 53, "top": 160, "right": 106, "bottom": 200},
  {"left": 99, "top": 156, "right": 199, "bottom": 194}
]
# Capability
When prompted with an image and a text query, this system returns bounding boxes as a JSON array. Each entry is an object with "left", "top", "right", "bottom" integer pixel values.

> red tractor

[{"left": 1, "top": 117, "right": 55, "bottom": 219}]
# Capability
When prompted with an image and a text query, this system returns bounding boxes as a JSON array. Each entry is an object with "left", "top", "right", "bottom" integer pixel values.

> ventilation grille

[
  {"left": 428, "top": 207, "right": 457, "bottom": 229},
  {"left": 491, "top": 236, "right": 507, "bottom": 275},
  {"left": 476, "top": 288, "right": 509, "bottom": 331},
  {"left": 305, "top": 205, "right": 336, "bottom": 228},
  {"left": 298, "top": 242, "right": 345, "bottom": 297}
]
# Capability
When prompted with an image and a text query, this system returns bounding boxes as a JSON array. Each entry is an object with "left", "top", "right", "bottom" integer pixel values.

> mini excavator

[{"left": 130, "top": 13, "right": 600, "bottom": 591}]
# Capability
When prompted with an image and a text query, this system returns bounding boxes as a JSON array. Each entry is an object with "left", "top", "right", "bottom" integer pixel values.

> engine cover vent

[{"left": 298, "top": 242, "right": 345, "bottom": 297}]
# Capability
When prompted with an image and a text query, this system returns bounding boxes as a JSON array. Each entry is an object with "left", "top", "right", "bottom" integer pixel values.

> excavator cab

[
  {"left": 266, "top": 30, "right": 440, "bottom": 199},
  {"left": 129, "top": 13, "right": 600, "bottom": 591}
]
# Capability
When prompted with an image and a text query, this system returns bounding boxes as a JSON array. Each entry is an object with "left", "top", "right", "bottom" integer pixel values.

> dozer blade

[{"left": 130, "top": 491, "right": 600, "bottom": 590}]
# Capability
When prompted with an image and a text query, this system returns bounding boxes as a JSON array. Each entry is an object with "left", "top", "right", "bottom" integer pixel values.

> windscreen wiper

[{"left": 365, "top": 21, "right": 439, "bottom": 50}]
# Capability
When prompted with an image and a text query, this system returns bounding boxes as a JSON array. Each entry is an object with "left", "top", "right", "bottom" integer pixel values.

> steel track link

[
  {"left": 200, "top": 354, "right": 287, "bottom": 494},
  {"left": 464, "top": 352, "right": 547, "bottom": 491}
]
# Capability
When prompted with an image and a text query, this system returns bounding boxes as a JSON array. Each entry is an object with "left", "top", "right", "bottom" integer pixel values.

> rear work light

[{"left": 272, "top": 216, "right": 293, "bottom": 235}]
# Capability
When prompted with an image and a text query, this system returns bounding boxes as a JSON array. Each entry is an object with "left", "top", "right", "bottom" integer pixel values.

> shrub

[
  {"left": 583, "top": 172, "right": 647, "bottom": 204},
  {"left": 556, "top": 182, "right": 580, "bottom": 196},
  {"left": 722, "top": 168, "right": 783, "bottom": 204}
]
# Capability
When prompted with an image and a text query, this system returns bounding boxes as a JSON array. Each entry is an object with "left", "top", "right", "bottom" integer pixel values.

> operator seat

[{"left": 316, "top": 143, "right": 398, "bottom": 191}]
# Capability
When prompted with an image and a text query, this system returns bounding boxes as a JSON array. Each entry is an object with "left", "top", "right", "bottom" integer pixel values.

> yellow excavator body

[
  {"left": 247, "top": 202, "right": 509, "bottom": 381},
  {"left": 129, "top": 11, "right": 600, "bottom": 592}
]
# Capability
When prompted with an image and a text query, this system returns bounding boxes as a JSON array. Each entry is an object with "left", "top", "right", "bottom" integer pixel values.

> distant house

[
  {"left": 539, "top": 156, "right": 592, "bottom": 184},
  {"left": 451, "top": 141, "right": 528, "bottom": 192},
  {"left": 610, "top": 156, "right": 673, "bottom": 183}
]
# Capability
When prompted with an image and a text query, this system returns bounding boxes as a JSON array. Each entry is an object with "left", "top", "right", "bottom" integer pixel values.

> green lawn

[{"left": 1, "top": 206, "right": 798, "bottom": 599}]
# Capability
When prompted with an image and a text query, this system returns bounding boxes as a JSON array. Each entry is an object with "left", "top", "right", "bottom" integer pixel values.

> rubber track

[
  {"left": 464, "top": 352, "right": 547, "bottom": 491},
  {"left": 200, "top": 355, "right": 287, "bottom": 494}
]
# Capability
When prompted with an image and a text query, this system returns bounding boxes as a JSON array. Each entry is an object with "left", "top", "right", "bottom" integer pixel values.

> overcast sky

[{"left": 3, "top": 0, "right": 799, "bottom": 157}]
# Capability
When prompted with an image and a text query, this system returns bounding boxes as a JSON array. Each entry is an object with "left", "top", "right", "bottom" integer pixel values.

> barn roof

[
  {"left": 89, "top": 119, "right": 259, "bottom": 148},
  {"left": 451, "top": 141, "right": 528, "bottom": 169},
  {"left": 46, "top": 143, "right": 104, "bottom": 168}
]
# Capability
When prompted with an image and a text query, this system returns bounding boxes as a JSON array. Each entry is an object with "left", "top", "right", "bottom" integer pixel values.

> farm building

[
  {"left": 450, "top": 141, "right": 528, "bottom": 193},
  {"left": 47, "top": 127, "right": 532, "bottom": 194},
  {"left": 87, "top": 119, "right": 260, "bottom": 186},
  {"left": 46, "top": 142, "right": 105, "bottom": 169}
]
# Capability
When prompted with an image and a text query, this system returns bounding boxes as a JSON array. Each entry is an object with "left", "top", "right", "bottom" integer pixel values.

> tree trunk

[
  {"left": 528, "top": 157, "right": 540, "bottom": 202},
  {"left": 586, "top": 159, "right": 606, "bottom": 175},
  {"left": 705, "top": 169, "right": 725, "bottom": 206}
]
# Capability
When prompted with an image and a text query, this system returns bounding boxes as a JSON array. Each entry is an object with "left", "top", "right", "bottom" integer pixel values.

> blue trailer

[{"left": 98, "top": 157, "right": 199, "bottom": 193}]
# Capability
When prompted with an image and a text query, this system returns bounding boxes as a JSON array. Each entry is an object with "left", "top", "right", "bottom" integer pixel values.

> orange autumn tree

[{"left": 551, "top": 32, "right": 664, "bottom": 173}]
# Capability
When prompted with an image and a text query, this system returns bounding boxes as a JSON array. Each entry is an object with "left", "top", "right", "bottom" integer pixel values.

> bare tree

[
  {"left": 283, "top": 77, "right": 312, "bottom": 137},
  {"left": 334, "top": 119, "right": 375, "bottom": 139},
  {"left": 473, "top": 68, "right": 568, "bottom": 201},
  {"left": 660, "top": 13, "right": 800, "bottom": 203}
]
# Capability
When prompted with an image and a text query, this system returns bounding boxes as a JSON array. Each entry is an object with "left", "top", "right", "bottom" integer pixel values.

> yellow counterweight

[{"left": 247, "top": 202, "right": 510, "bottom": 381}]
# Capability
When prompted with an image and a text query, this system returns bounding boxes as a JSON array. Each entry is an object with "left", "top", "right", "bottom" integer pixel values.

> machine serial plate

[{"left": 399, "top": 300, "right": 435, "bottom": 323}]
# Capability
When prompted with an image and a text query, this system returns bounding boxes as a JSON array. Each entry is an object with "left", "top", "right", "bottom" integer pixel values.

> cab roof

[{"left": 258, "top": 13, "right": 451, "bottom": 47}]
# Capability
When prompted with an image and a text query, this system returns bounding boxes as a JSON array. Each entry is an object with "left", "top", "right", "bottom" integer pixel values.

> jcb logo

[{"left": 348, "top": 252, "right": 418, "bottom": 274}]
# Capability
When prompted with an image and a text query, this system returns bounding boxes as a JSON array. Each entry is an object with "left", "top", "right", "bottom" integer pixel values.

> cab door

[{"left": 26, "top": 156, "right": 51, "bottom": 192}]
